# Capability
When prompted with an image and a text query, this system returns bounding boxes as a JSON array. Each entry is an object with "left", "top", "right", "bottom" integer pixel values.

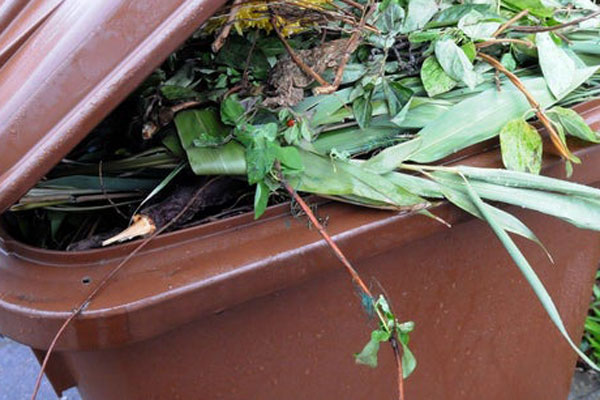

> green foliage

[{"left": 499, "top": 119, "right": 543, "bottom": 174}]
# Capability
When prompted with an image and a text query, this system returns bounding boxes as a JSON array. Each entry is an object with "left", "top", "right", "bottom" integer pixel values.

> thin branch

[
  {"left": 30, "top": 179, "right": 221, "bottom": 400},
  {"left": 493, "top": 9, "right": 529, "bottom": 37},
  {"left": 212, "top": 0, "right": 243, "bottom": 53},
  {"left": 313, "top": 1, "right": 375, "bottom": 95},
  {"left": 476, "top": 38, "right": 534, "bottom": 49},
  {"left": 391, "top": 337, "right": 406, "bottom": 400},
  {"left": 270, "top": 15, "right": 330, "bottom": 87},
  {"left": 477, "top": 52, "right": 574, "bottom": 161},
  {"left": 277, "top": 169, "right": 372, "bottom": 297},
  {"left": 338, "top": 0, "right": 365, "bottom": 11},
  {"left": 511, "top": 9, "right": 600, "bottom": 33}
]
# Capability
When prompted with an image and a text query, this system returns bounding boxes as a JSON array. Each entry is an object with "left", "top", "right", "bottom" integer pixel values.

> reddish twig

[
  {"left": 391, "top": 337, "right": 406, "bottom": 400},
  {"left": 476, "top": 38, "right": 534, "bottom": 49},
  {"left": 270, "top": 15, "right": 330, "bottom": 87},
  {"left": 212, "top": 0, "right": 243, "bottom": 53},
  {"left": 477, "top": 52, "right": 575, "bottom": 161},
  {"left": 30, "top": 179, "right": 220, "bottom": 400},
  {"left": 313, "top": 1, "right": 375, "bottom": 95},
  {"left": 493, "top": 9, "right": 529, "bottom": 37},
  {"left": 511, "top": 10, "right": 600, "bottom": 32}
]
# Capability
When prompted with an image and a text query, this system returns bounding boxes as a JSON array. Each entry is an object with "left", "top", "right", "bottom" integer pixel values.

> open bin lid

[{"left": 0, "top": 0, "right": 227, "bottom": 214}]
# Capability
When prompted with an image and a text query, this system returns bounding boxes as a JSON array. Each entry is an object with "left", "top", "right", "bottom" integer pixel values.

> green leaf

[
  {"left": 458, "top": 10, "right": 501, "bottom": 40},
  {"left": 456, "top": 165, "right": 600, "bottom": 199},
  {"left": 184, "top": 142, "right": 247, "bottom": 176},
  {"left": 174, "top": 109, "right": 230, "bottom": 147},
  {"left": 537, "top": 32, "right": 577, "bottom": 99},
  {"left": 421, "top": 56, "right": 458, "bottom": 97},
  {"left": 500, "top": 53, "right": 517, "bottom": 72},
  {"left": 353, "top": 90, "right": 374, "bottom": 129},
  {"left": 499, "top": 119, "right": 543, "bottom": 174},
  {"left": 400, "top": 338, "right": 417, "bottom": 378},
  {"left": 427, "top": 4, "right": 493, "bottom": 28},
  {"left": 276, "top": 146, "right": 304, "bottom": 171},
  {"left": 220, "top": 95, "right": 246, "bottom": 126},
  {"left": 461, "top": 177, "right": 600, "bottom": 372},
  {"left": 434, "top": 38, "right": 478, "bottom": 89},
  {"left": 548, "top": 106, "right": 600, "bottom": 143},
  {"left": 383, "top": 80, "right": 413, "bottom": 116},
  {"left": 254, "top": 181, "right": 269, "bottom": 219},
  {"left": 433, "top": 176, "right": 553, "bottom": 261},
  {"left": 502, "top": 0, "right": 554, "bottom": 18},
  {"left": 401, "top": 0, "right": 439, "bottom": 33},
  {"left": 355, "top": 329, "right": 391, "bottom": 368},
  {"left": 434, "top": 172, "right": 600, "bottom": 231},
  {"left": 160, "top": 85, "right": 201, "bottom": 100}
]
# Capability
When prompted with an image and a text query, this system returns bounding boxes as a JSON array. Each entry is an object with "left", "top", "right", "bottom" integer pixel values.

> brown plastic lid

[{"left": 0, "top": 0, "right": 227, "bottom": 214}]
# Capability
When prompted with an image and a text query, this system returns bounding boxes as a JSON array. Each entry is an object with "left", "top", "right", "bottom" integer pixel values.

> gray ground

[
  {"left": 0, "top": 336, "right": 80, "bottom": 400},
  {"left": 1, "top": 333, "right": 599, "bottom": 399}
]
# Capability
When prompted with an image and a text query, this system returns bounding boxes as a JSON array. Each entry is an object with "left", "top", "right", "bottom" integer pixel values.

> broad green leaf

[
  {"left": 421, "top": 56, "right": 458, "bottom": 97},
  {"left": 500, "top": 53, "right": 517, "bottom": 71},
  {"left": 396, "top": 68, "right": 595, "bottom": 166},
  {"left": 499, "top": 119, "right": 543, "bottom": 174},
  {"left": 548, "top": 106, "right": 600, "bottom": 142},
  {"left": 434, "top": 172, "right": 600, "bottom": 231},
  {"left": 254, "top": 181, "right": 269, "bottom": 219},
  {"left": 174, "top": 109, "right": 229, "bottom": 147},
  {"left": 456, "top": 166, "right": 600, "bottom": 199},
  {"left": 503, "top": 0, "right": 554, "bottom": 17},
  {"left": 461, "top": 177, "right": 599, "bottom": 371},
  {"left": 458, "top": 10, "right": 501, "bottom": 40},
  {"left": 435, "top": 39, "right": 478, "bottom": 89},
  {"left": 185, "top": 143, "right": 247, "bottom": 175},
  {"left": 362, "top": 137, "right": 423, "bottom": 173},
  {"left": 383, "top": 80, "right": 413, "bottom": 116},
  {"left": 353, "top": 91, "right": 374, "bottom": 129},
  {"left": 401, "top": 0, "right": 439, "bottom": 33},
  {"left": 537, "top": 33, "right": 577, "bottom": 99},
  {"left": 355, "top": 329, "right": 391, "bottom": 368},
  {"left": 276, "top": 146, "right": 304, "bottom": 171},
  {"left": 427, "top": 4, "right": 493, "bottom": 28},
  {"left": 161, "top": 85, "right": 201, "bottom": 100},
  {"left": 313, "top": 119, "right": 402, "bottom": 155},
  {"left": 220, "top": 95, "right": 246, "bottom": 126},
  {"left": 433, "top": 178, "right": 553, "bottom": 261}
]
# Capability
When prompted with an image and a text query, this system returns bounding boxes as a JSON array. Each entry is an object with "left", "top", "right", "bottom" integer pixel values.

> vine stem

[
  {"left": 477, "top": 52, "right": 574, "bottom": 161},
  {"left": 492, "top": 9, "right": 529, "bottom": 37},
  {"left": 276, "top": 164, "right": 407, "bottom": 400},
  {"left": 30, "top": 179, "right": 221, "bottom": 400}
]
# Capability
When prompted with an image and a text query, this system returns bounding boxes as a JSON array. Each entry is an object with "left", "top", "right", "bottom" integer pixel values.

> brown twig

[
  {"left": 338, "top": 0, "right": 365, "bottom": 11},
  {"left": 278, "top": 170, "right": 372, "bottom": 297},
  {"left": 476, "top": 38, "right": 534, "bottom": 49},
  {"left": 477, "top": 52, "right": 574, "bottom": 161},
  {"left": 30, "top": 179, "right": 220, "bottom": 400},
  {"left": 493, "top": 9, "right": 529, "bottom": 37},
  {"left": 270, "top": 15, "right": 330, "bottom": 87},
  {"left": 391, "top": 337, "right": 406, "bottom": 400},
  {"left": 212, "top": 0, "right": 243, "bottom": 53},
  {"left": 510, "top": 10, "right": 600, "bottom": 33},
  {"left": 313, "top": 1, "right": 375, "bottom": 95}
]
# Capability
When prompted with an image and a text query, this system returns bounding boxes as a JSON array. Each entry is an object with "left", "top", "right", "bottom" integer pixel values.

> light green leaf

[
  {"left": 537, "top": 33, "right": 577, "bottom": 99},
  {"left": 548, "top": 106, "right": 600, "bottom": 143},
  {"left": 461, "top": 177, "right": 599, "bottom": 372},
  {"left": 254, "top": 181, "right": 269, "bottom": 219},
  {"left": 458, "top": 10, "right": 501, "bottom": 40},
  {"left": 402, "top": 0, "right": 439, "bottom": 33},
  {"left": 355, "top": 329, "right": 391, "bottom": 368},
  {"left": 503, "top": 0, "right": 554, "bottom": 17},
  {"left": 220, "top": 95, "right": 246, "bottom": 126},
  {"left": 421, "top": 56, "right": 458, "bottom": 97},
  {"left": 174, "top": 109, "right": 230, "bottom": 147},
  {"left": 456, "top": 165, "right": 600, "bottom": 199},
  {"left": 434, "top": 39, "right": 478, "bottom": 89},
  {"left": 353, "top": 91, "right": 374, "bottom": 129},
  {"left": 501, "top": 53, "right": 517, "bottom": 71},
  {"left": 499, "top": 119, "right": 543, "bottom": 174}
]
